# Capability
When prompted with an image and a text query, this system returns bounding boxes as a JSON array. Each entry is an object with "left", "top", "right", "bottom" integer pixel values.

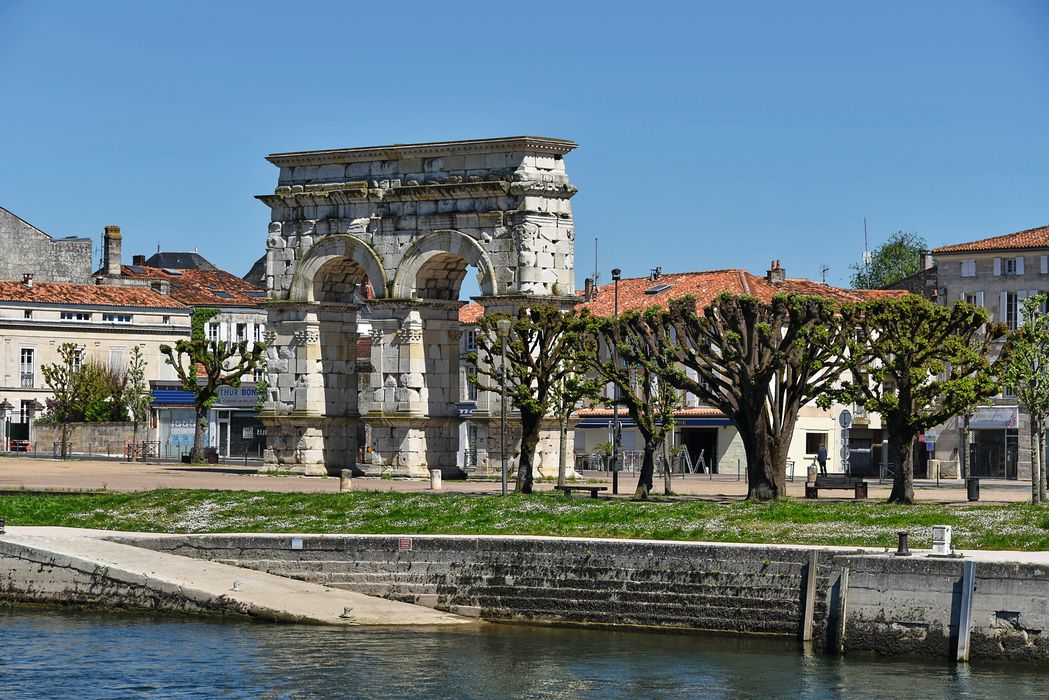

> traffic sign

[
  {"left": 840, "top": 445, "right": 850, "bottom": 460},
  {"left": 839, "top": 410, "right": 853, "bottom": 429}
]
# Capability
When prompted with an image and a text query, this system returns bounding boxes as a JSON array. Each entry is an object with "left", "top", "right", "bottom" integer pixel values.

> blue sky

[{"left": 2, "top": 1, "right": 1047, "bottom": 291}]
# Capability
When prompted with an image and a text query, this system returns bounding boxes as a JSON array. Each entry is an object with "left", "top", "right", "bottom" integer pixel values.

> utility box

[{"left": 932, "top": 525, "right": 952, "bottom": 555}]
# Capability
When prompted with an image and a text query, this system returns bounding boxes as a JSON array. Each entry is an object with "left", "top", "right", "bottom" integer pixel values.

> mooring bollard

[
  {"left": 339, "top": 469, "right": 352, "bottom": 492},
  {"left": 894, "top": 531, "right": 911, "bottom": 557},
  {"left": 430, "top": 468, "right": 442, "bottom": 490}
]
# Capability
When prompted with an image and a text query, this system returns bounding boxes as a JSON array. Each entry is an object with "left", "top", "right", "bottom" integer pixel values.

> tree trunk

[
  {"left": 958, "top": 416, "right": 969, "bottom": 479},
  {"left": 1031, "top": 414, "right": 1041, "bottom": 504},
  {"left": 557, "top": 416, "right": 567, "bottom": 488},
  {"left": 191, "top": 407, "right": 208, "bottom": 463},
  {"left": 1040, "top": 424, "right": 1047, "bottom": 503},
  {"left": 661, "top": 440, "right": 673, "bottom": 495},
  {"left": 60, "top": 420, "right": 69, "bottom": 459},
  {"left": 634, "top": 441, "right": 656, "bottom": 499},
  {"left": 887, "top": 431, "right": 916, "bottom": 504},
  {"left": 737, "top": 416, "right": 785, "bottom": 501},
  {"left": 515, "top": 411, "right": 542, "bottom": 494},
  {"left": 132, "top": 420, "right": 139, "bottom": 463}
]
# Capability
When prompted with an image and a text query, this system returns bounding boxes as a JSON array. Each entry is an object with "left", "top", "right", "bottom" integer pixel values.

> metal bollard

[
  {"left": 894, "top": 531, "right": 911, "bottom": 557},
  {"left": 966, "top": 477, "right": 980, "bottom": 502},
  {"left": 430, "top": 469, "right": 442, "bottom": 490},
  {"left": 339, "top": 469, "right": 353, "bottom": 492},
  {"left": 0, "top": 518, "right": 5, "bottom": 534}
]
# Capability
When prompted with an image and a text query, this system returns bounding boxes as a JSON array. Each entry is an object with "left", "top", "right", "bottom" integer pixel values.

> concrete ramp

[{"left": 0, "top": 527, "right": 471, "bottom": 626}]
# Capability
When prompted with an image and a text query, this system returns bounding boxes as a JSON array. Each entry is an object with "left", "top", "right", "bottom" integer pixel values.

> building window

[
  {"left": 805, "top": 432, "right": 827, "bottom": 455},
  {"left": 71, "top": 347, "right": 84, "bottom": 373},
  {"left": 20, "top": 348, "right": 34, "bottom": 388},
  {"left": 253, "top": 324, "right": 262, "bottom": 342},
  {"left": 466, "top": 366, "right": 478, "bottom": 401},
  {"left": 964, "top": 293, "right": 977, "bottom": 305},
  {"left": 110, "top": 348, "right": 124, "bottom": 368},
  {"left": 60, "top": 311, "right": 91, "bottom": 321},
  {"left": 236, "top": 323, "right": 247, "bottom": 342},
  {"left": 162, "top": 315, "right": 170, "bottom": 324},
  {"left": 464, "top": 330, "right": 477, "bottom": 352},
  {"left": 102, "top": 313, "right": 132, "bottom": 323},
  {"left": 206, "top": 322, "right": 219, "bottom": 342},
  {"left": 961, "top": 260, "right": 976, "bottom": 277},
  {"left": 1005, "top": 258, "right": 1017, "bottom": 276},
  {"left": 1006, "top": 293, "right": 1018, "bottom": 330},
  {"left": 23, "top": 310, "right": 32, "bottom": 319}
]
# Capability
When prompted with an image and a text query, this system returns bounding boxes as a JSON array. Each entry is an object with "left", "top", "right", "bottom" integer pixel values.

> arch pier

[{"left": 256, "top": 137, "right": 579, "bottom": 477}]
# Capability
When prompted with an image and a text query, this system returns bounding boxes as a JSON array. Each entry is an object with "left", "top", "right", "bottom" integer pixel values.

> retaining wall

[{"left": 120, "top": 534, "right": 1049, "bottom": 662}]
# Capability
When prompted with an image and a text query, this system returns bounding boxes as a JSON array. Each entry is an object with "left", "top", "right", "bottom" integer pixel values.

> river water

[{"left": 0, "top": 610, "right": 1044, "bottom": 699}]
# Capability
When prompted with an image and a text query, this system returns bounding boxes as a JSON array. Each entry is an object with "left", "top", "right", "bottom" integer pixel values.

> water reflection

[{"left": 0, "top": 610, "right": 1042, "bottom": 699}]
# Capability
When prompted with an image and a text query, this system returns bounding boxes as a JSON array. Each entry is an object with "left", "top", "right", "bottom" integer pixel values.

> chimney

[
  {"left": 650, "top": 267, "right": 662, "bottom": 281},
  {"left": 132, "top": 254, "right": 146, "bottom": 266},
  {"left": 766, "top": 259, "right": 785, "bottom": 285},
  {"left": 22, "top": 273, "right": 32, "bottom": 288},
  {"left": 102, "top": 225, "right": 123, "bottom": 277},
  {"left": 921, "top": 250, "right": 934, "bottom": 270},
  {"left": 584, "top": 277, "right": 594, "bottom": 301}
]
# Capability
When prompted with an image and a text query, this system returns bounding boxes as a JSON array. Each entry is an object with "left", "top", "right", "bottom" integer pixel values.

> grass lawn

[{"left": 2, "top": 489, "right": 1048, "bottom": 550}]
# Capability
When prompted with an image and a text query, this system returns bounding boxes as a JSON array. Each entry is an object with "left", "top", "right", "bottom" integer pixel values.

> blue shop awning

[{"left": 152, "top": 389, "right": 196, "bottom": 405}]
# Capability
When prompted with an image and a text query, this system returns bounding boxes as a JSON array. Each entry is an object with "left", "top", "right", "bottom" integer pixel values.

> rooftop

[
  {"left": 933, "top": 224, "right": 1049, "bottom": 254},
  {"left": 143, "top": 251, "right": 219, "bottom": 271},
  {"left": 120, "top": 265, "right": 267, "bottom": 307},
  {"left": 266, "top": 136, "right": 577, "bottom": 167},
  {"left": 579, "top": 269, "right": 902, "bottom": 317},
  {"left": 0, "top": 280, "right": 187, "bottom": 309}
]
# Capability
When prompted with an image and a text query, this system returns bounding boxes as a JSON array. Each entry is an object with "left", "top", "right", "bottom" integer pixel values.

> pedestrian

[{"left": 817, "top": 442, "right": 828, "bottom": 476}]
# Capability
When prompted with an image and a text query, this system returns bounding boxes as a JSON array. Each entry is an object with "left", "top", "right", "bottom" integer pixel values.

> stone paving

[{"left": 0, "top": 455, "right": 1032, "bottom": 503}]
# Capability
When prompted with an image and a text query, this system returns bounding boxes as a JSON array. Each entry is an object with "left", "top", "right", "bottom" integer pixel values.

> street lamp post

[
  {"left": 0, "top": 399, "right": 11, "bottom": 452},
  {"left": 496, "top": 318, "right": 512, "bottom": 497},
  {"left": 611, "top": 268, "right": 621, "bottom": 495}
]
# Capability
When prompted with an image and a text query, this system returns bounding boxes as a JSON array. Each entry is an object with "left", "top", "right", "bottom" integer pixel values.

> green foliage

[
  {"left": 849, "top": 231, "right": 927, "bottom": 289},
  {"left": 190, "top": 308, "right": 219, "bottom": 341},
  {"left": 825, "top": 296, "right": 1007, "bottom": 503},
  {"left": 160, "top": 331, "right": 265, "bottom": 462},
  {"left": 623, "top": 292, "right": 850, "bottom": 501},
  {"left": 469, "top": 305, "right": 592, "bottom": 493},
  {"left": 1002, "top": 294, "right": 1049, "bottom": 503}
]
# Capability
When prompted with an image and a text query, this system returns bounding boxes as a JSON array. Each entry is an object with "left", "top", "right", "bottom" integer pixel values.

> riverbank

[{"left": 2, "top": 489, "right": 1049, "bottom": 549}]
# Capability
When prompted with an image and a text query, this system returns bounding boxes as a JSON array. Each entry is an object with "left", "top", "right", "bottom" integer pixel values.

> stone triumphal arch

[{"left": 256, "top": 137, "right": 579, "bottom": 475}]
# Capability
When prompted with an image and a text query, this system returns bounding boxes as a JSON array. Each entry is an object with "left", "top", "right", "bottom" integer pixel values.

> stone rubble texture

[{"left": 256, "top": 138, "right": 579, "bottom": 476}]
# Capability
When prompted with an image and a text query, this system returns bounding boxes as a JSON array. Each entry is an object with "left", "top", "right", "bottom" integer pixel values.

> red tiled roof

[
  {"left": 459, "top": 303, "right": 484, "bottom": 324},
  {"left": 932, "top": 224, "right": 1049, "bottom": 254},
  {"left": 579, "top": 269, "right": 903, "bottom": 317},
  {"left": 0, "top": 280, "right": 188, "bottom": 309},
  {"left": 120, "top": 265, "right": 265, "bottom": 307}
]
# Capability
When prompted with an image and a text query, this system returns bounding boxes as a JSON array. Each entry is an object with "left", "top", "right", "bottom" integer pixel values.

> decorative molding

[
  {"left": 293, "top": 329, "right": 320, "bottom": 345},
  {"left": 265, "top": 136, "right": 577, "bottom": 168},
  {"left": 370, "top": 329, "right": 385, "bottom": 345}
]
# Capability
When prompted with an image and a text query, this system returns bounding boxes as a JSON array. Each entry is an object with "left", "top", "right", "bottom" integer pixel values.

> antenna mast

[
  {"left": 863, "top": 217, "right": 872, "bottom": 270},
  {"left": 821, "top": 265, "right": 830, "bottom": 285},
  {"left": 593, "top": 237, "right": 600, "bottom": 287}
]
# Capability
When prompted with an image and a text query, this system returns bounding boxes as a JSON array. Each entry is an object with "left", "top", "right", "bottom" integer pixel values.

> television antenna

[{"left": 821, "top": 265, "right": 831, "bottom": 285}]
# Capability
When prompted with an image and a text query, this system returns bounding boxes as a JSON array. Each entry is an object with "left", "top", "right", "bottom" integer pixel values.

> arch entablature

[
  {"left": 391, "top": 230, "right": 498, "bottom": 300},
  {"left": 289, "top": 234, "right": 388, "bottom": 302}
]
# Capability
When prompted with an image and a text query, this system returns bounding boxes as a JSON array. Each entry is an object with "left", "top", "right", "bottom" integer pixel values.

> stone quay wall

[{"left": 121, "top": 534, "right": 1049, "bottom": 662}]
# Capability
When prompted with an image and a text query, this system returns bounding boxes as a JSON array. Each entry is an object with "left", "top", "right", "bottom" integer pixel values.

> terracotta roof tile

[
  {"left": 578, "top": 269, "right": 903, "bottom": 317},
  {"left": 459, "top": 303, "right": 484, "bottom": 324},
  {"left": 120, "top": 265, "right": 266, "bottom": 307},
  {"left": 933, "top": 224, "right": 1049, "bottom": 254},
  {"left": 0, "top": 280, "right": 188, "bottom": 309}
]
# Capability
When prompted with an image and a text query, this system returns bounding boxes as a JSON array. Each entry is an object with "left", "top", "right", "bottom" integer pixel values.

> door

[{"left": 682, "top": 428, "right": 718, "bottom": 473}]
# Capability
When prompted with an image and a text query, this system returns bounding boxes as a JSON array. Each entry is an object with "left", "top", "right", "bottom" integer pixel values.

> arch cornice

[
  {"left": 289, "top": 234, "right": 388, "bottom": 302},
  {"left": 391, "top": 229, "right": 498, "bottom": 299}
]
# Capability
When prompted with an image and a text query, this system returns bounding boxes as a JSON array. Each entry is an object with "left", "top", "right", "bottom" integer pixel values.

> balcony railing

[{"left": 20, "top": 372, "right": 33, "bottom": 389}]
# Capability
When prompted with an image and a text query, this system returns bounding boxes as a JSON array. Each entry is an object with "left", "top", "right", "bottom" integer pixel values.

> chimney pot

[
  {"left": 767, "top": 261, "right": 786, "bottom": 285},
  {"left": 584, "top": 277, "right": 594, "bottom": 300},
  {"left": 102, "top": 226, "right": 123, "bottom": 277},
  {"left": 132, "top": 254, "right": 146, "bottom": 266},
  {"left": 22, "top": 273, "right": 32, "bottom": 288}
]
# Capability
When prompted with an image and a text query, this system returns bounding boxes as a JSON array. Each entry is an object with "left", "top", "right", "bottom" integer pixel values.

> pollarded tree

[
  {"left": 587, "top": 311, "right": 681, "bottom": 498},
  {"left": 828, "top": 296, "right": 1007, "bottom": 504},
  {"left": 160, "top": 309, "right": 265, "bottom": 463},
  {"left": 1003, "top": 294, "right": 1049, "bottom": 503},
  {"left": 469, "top": 305, "right": 591, "bottom": 494},
  {"left": 623, "top": 293, "right": 850, "bottom": 501}
]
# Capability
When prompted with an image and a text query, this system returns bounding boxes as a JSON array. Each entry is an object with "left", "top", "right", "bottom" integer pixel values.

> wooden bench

[
  {"left": 805, "top": 475, "right": 868, "bottom": 500},
  {"left": 554, "top": 485, "right": 608, "bottom": 499}
]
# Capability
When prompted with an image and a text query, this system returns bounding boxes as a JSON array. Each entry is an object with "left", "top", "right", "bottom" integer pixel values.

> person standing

[{"left": 817, "top": 442, "right": 828, "bottom": 476}]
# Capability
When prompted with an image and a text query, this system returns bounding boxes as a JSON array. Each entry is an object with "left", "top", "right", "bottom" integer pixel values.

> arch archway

[
  {"left": 290, "top": 235, "right": 388, "bottom": 302},
  {"left": 391, "top": 230, "right": 498, "bottom": 300}
]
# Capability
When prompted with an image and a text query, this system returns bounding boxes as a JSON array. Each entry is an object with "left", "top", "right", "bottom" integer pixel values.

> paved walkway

[
  {"left": 0, "top": 455, "right": 1032, "bottom": 503},
  {"left": 0, "top": 526, "right": 472, "bottom": 626}
]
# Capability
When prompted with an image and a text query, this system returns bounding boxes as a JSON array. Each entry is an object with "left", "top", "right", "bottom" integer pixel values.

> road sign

[
  {"left": 840, "top": 445, "right": 850, "bottom": 460},
  {"left": 839, "top": 410, "right": 853, "bottom": 429}
]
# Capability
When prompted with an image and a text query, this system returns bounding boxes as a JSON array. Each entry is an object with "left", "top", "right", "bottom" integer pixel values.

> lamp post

[
  {"left": 496, "top": 318, "right": 512, "bottom": 497},
  {"left": 0, "top": 399, "right": 11, "bottom": 452},
  {"left": 611, "top": 268, "right": 621, "bottom": 495}
]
